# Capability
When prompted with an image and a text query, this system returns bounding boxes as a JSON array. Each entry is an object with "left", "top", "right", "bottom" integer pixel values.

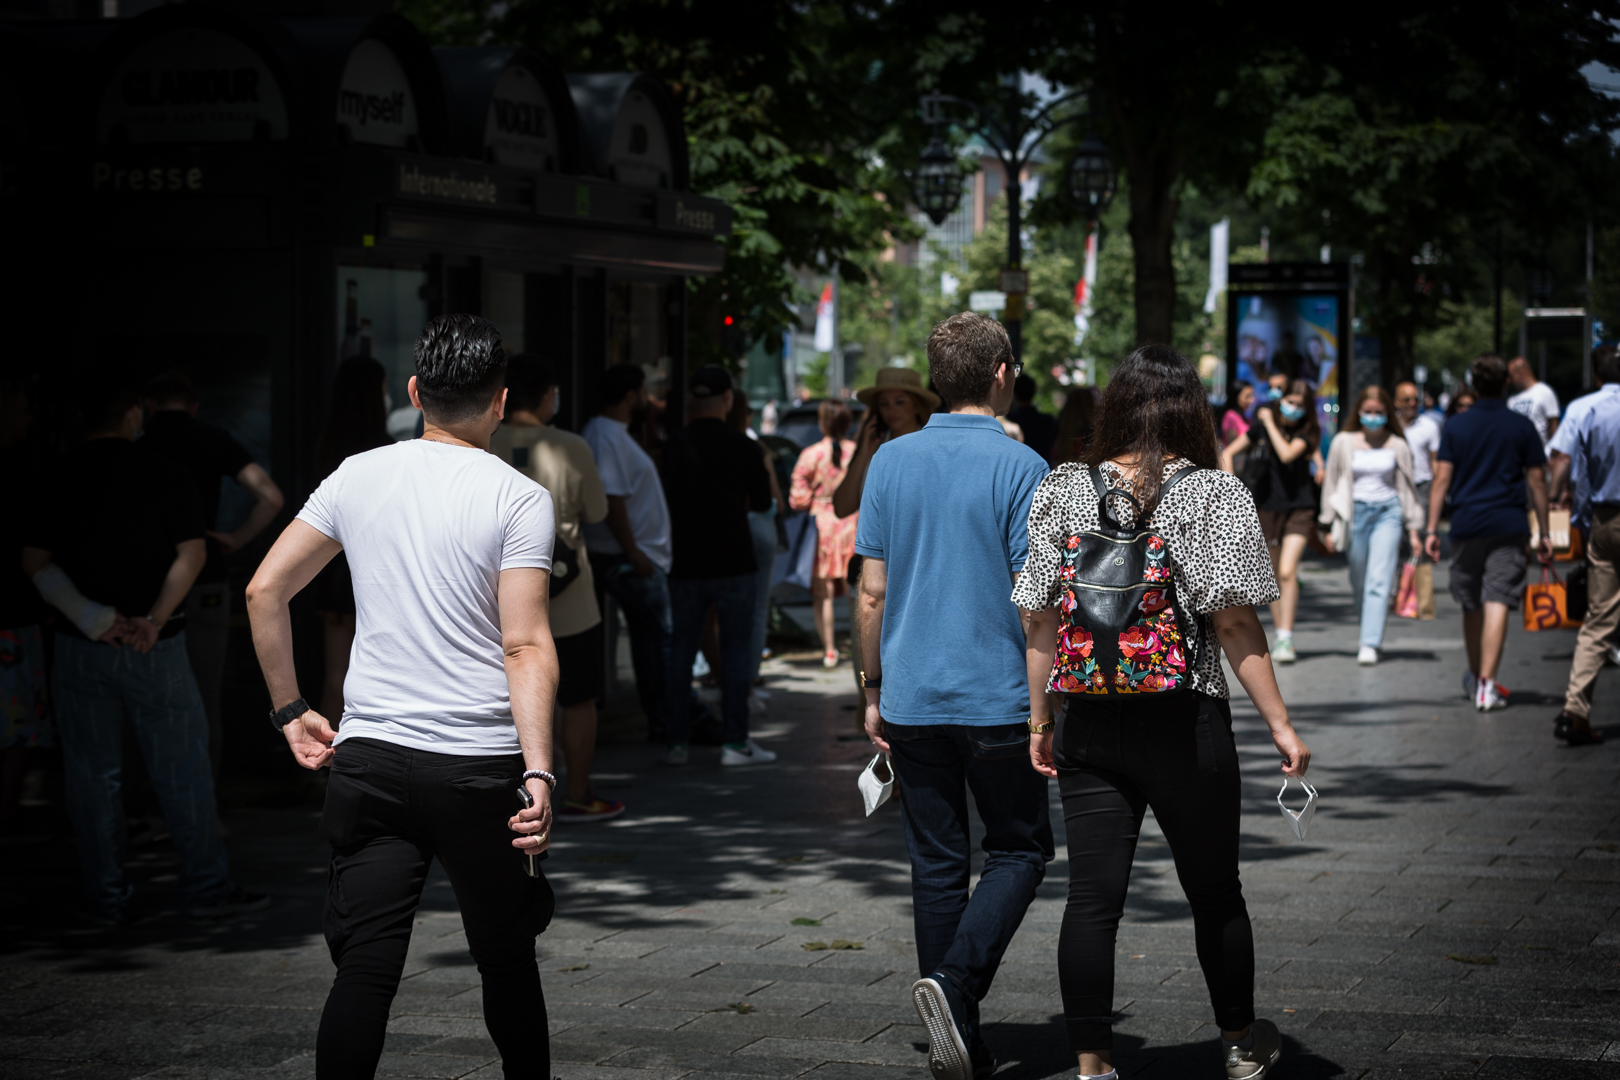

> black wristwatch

[
  {"left": 269, "top": 697, "right": 310, "bottom": 731},
  {"left": 860, "top": 670, "right": 881, "bottom": 690}
]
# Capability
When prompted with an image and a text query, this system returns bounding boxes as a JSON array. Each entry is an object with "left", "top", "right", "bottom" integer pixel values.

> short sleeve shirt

[
  {"left": 491, "top": 423, "right": 609, "bottom": 638},
  {"left": 1011, "top": 459, "right": 1280, "bottom": 699},
  {"left": 854, "top": 413, "right": 1049, "bottom": 725},
  {"left": 1437, "top": 398, "right": 1545, "bottom": 541},
  {"left": 1403, "top": 413, "right": 1441, "bottom": 485},
  {"left": 581, "top": 416, "right": 673, "bottom": 572},
  {"left": 297, "top": 440, "right": 554, "bottom": 755},
  {"left": 139, "top": 410, "right": 256, "bottom": 583},
  {"left": 1508, "top": 382, "right": 1560, "bottom": 450}
]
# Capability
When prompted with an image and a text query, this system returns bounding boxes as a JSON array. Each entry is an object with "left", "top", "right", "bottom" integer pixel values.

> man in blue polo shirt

[
  {"left": 1425, "top": 353, "right": 1551, "bottom": 712},
  {"left": 855, "top": 312, "right": 1053, "bottom": 1080}
]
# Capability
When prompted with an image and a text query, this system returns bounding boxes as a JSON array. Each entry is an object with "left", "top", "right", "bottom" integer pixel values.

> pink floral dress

[{"left": 789, "top": 437, "right": 859, "bottom": 584}]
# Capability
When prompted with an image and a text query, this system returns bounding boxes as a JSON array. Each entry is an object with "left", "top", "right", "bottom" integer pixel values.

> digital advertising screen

[{"left": 1231, "top": 292, "right": 1341, "bottom": 442}]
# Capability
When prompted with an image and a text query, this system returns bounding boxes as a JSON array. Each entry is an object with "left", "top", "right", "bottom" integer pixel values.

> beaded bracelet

[{"left": 522, "top": 769, "right": 557, "bottom": 790}]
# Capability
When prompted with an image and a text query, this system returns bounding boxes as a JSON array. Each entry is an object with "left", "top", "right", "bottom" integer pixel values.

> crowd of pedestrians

[{"left": 10, "top": 297, "right": 1618, "bottom": 1080}]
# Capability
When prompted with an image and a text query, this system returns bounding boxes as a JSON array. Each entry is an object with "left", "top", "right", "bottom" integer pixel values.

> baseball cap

[{"left": 689, "top": 365, "right": 733, "bottom": 398}]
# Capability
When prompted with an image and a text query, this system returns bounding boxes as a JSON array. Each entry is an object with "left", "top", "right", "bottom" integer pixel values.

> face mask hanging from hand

[
  {"left": 1359, "top": 413, "right": 1388, "bottom": 430},
  {"left": 1277, "top": 776, "right": 1319, "bottom": 840},
  {"left": 858, "top": 753, "right": 894, "bottom": 816}
]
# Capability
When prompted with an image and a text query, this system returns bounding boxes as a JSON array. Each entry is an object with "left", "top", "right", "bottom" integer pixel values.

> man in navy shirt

[
  {"left": 1425, "top": 353, "right": 1551, "bottom": 711},
  {"left": 856, "top": 313, "right": 1053, "bottom": 1080}
]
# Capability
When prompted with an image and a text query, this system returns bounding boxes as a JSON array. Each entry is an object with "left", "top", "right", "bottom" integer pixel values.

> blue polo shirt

[
  {"left": 854, "top": 413, "right": 1049, "bottom": 725},
  {"left": 1437, "top": 396, "right": 1545, "bottom": 541}
]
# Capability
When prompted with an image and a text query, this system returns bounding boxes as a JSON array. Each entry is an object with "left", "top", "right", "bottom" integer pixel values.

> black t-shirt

[
  {"left": 1256, "top": 425, "right": 1318, "bottom": 511},
  {"left": 26, "top": 438, "right": 206, "bottom": 632},
  {"left": 661, "top": 418, "right": 773, "bottom": 579},
  {"left": 140, "top": 410, "right": 254, "bottom": 582}
]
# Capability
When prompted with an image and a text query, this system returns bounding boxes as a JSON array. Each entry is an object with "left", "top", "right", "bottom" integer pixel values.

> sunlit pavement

[{"left": 3, "top": 554, "right": 1618, "bottom": 1080}]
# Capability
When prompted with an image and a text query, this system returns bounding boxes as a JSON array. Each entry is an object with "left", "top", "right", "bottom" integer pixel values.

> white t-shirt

[
  {"left": 1403, "top": 412, "right": 1441, "bottom": 484},
  {"left": 297, "top": 440, "right": 555, "bottom": 755},
  {"left": 1351, "top": 446, "right": 1399, "bottom": 503},
  {"left": 1508, "top": 381, "right": 1560, "bottom": 449},
  {"left": 581, "top": 416, "right": 673, "bottom": 572}
]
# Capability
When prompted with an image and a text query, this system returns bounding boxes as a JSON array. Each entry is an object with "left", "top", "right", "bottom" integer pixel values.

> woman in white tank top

[{"left": 1318, "top": 387, "right": 1425, "bottom": 664}]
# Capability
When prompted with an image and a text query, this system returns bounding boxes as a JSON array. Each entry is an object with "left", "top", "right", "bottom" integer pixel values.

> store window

[
  {"left": 607, "top": 280, "right": 669, "bottom": 399},
  {"left": 336, "top": 265, "right": 429, "bottom": 439},
  {"left": 484, "top": 269, "right": 526, "bottom": 355}
]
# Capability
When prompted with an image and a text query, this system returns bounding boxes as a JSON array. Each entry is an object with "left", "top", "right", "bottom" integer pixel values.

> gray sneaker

[{"left": 1225, "top": 1018, "right": 1281, "bottom": 1080}]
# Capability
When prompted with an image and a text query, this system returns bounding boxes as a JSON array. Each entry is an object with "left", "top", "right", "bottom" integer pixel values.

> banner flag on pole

[{"left": 813, "top": 282, "right": 835, "bottom": 353}]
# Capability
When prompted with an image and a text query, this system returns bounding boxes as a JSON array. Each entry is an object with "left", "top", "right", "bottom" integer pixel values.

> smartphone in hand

[{"left": 516, "top": 786, "right": 541, "bottom": 877}]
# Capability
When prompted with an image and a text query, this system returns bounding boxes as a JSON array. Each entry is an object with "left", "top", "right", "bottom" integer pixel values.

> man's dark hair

[
  {"left": 504, "top": 353, "right": 558, "bottom": 414},
  {"left": 1085, "top": 344, "right": 1220, "bottom": 516},
  {"left": 1013, "top": 373, "right": 1037, "bottom": 403},
  {"left": 145, "top": 367, "right": 197, "bottom": 407},
  {"left": 1470, "top": 353, "right": 1509, "bottom": 398},
  {"left": 602, "top": 363, "right": 646, "bottom": 407},
  {"left": 84, "top": 371, "right": 142, "bottom": 434},
  {"left": 1593, "top": 344, "right": 1620, "bottom": 384},
  {"left": 413, "top": 314, "right": 506, "bottom": 422},
  {"left": 927, "top": 312, "right": 1011, "bottom": 408}
]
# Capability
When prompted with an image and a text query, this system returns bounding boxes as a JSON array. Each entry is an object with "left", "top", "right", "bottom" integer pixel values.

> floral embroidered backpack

[{"left": 1048, "top": 465, "right": 1204, "bottom": 696}]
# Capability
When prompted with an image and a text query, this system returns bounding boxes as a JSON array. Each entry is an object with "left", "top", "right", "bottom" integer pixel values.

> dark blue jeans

[
  {"left": 666, "top": 573, "right": 757, "bottom": 745},
  {"left": 590, "top": 554, "right": 672, "bottom": 731},
  {"left": 52, "top": 633, "right": 232, "bottom": 918},
  {"left": 887, "top": 722, "right": 1054, "bottom": 1017}
]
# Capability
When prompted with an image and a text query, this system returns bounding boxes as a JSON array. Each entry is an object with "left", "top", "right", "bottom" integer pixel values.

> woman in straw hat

[
  {"left": 790, "top": 400, "right": 860, "bottom": 668},
  {"left": 831, "top": 367, "right": 939, "bottom": 518}
]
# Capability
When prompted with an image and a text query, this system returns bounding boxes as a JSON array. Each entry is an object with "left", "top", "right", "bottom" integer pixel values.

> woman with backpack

[
  {"left": 1014, "top": 345, "right": 1311, "bottom": 1080},
  {"left": 1318, "top": 386, "right": 1425, "bottom": 666},
  {"left": 1219, "top": 379, "right": 1321, "bottom": 663}
]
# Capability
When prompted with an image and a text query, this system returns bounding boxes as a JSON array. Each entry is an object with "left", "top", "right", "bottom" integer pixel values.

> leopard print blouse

[{"left": 1010, "top": 458, "right": 1280, "bottom": 699}]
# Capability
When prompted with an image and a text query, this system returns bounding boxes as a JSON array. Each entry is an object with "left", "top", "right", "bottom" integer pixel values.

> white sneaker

[
  {"left": 720, "top": 739, "right": 777, "bottom": 766},
  {"left": 1357, "top": 646, "right": 1378, "bottom": 665},
  {"left": 660, "top": 744, "right": 689, "bottom": 766},
  {"left": 1273, "top": 637, "right": 1296, "bottom": 663},
  {"left": 1475, "top": 678, "right": 1507, "bottom": 712}
]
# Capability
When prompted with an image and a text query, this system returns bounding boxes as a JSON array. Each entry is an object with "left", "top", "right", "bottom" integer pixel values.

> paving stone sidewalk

[{"left": 3, "top": 557, "right": 1618, "bottom": 1080}]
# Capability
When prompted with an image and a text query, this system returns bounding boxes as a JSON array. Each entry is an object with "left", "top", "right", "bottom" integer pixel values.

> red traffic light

[{"left": 724, "top": 315, "right": 734, "bottom": 325}]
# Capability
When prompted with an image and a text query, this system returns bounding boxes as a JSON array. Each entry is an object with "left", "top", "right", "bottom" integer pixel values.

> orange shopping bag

[{"left": 1523, "top": 565, "right": 1582, "bottom": 631}]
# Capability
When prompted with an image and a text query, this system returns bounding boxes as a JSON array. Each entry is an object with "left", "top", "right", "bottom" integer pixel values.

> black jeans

[
  {"left": 1054, "top": 692, "right": 1253, "bottom": 1051},
  {"left": 318, "top": 738, "right": 555, "bottom": 1080},
  {"left": 887, "top": 723, "right": 1054, "bottom": 1020}
]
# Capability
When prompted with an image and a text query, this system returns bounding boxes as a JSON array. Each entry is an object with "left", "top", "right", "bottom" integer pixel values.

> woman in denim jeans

[{"left": 1318, "top": 386, "right": 1425, "bottom": 665}]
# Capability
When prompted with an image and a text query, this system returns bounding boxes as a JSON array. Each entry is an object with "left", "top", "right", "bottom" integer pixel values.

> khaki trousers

[{"left": 1565, "top": 505, "right": 1620, "bottom": 719}]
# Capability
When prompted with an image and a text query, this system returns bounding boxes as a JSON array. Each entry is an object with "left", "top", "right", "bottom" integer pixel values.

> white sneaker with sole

[
  {"left": 1273, "top": 637, "right": 1296, "bottom": 663},
  {"left": 1357, "top": 646, "right": 1378, "bottom": 665},
  {"left": 1224, "top": 1018, "right": 1281, "bottom": 1080},
  {"left": 911, "top": 976, "right": 972, "bottom": 1080},
  {"left": 720, "top": 739, "right": 777, "bottom": 766},
  {"left": 1475, "top": 678, "right": 1507, "bottom": 712}
]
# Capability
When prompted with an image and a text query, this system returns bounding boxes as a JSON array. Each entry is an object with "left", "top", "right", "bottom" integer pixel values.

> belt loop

[{"left": 1194, "top": 695, "right": 1218, "bottom": 779}]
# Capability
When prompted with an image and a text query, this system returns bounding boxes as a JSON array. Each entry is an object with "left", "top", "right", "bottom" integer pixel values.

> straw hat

[{"left": 855, "top": 367, "right": 940, "bottom": 411}]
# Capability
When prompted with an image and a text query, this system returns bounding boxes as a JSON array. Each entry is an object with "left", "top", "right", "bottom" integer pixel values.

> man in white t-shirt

[
  {"left": 583, "top": 364, "right": 675, "bottom": 740},
  {"left": 246, "top": 315, "right": 560, "bottom": 1080},
  {"left": 1508, "top": 356, "right": 1560, "bottom": 450}
]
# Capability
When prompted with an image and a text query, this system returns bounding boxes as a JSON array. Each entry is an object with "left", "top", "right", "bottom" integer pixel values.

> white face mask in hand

[
  {"left": 858, "top": 753, "right": 894, "bottom": 816},
  {"left": 1277, "top": 776, "right": 1318, "bottom": 840}
]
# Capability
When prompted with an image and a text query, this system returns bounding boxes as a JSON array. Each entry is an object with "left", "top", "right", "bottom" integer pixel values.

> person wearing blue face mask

[
  {"left": 1319, "top": 387, "right": 1425, "bottom": 665},
  {"left": 1221, "top": 379, "right": 1321, "bottom": 663}
]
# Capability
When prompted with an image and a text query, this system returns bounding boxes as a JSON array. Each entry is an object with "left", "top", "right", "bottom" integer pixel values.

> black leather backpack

[{"left": 1046, "top": 465, "right": 1205, "bottom": 697}]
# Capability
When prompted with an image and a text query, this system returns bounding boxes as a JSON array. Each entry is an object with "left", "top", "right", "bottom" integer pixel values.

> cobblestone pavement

[{"left": 4, "top": 558, "right": 1619, "bottom": 1080}]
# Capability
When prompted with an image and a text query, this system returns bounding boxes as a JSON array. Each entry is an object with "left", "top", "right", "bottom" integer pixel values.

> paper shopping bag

[
  {"left": 1394, "top": 559, "right": 1419, "bottom": 619},
  {"left": 1523, "top": 566, "right": 1582, "bottom": 631},
  {"left": 1415, "top": 561, "right": 1435, "bottom": 619}
]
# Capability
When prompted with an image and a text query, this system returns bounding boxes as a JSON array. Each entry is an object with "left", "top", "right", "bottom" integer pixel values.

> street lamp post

[{"left": 911, "top": 80, "right": 1111, "bottom": 361}]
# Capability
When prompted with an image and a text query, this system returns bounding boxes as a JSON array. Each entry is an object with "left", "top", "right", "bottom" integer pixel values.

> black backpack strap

[
  {"left": 1088, "top": 463, "right": 1108, "bottom": 504},
  {"left": 1156, "top": 463, "right": 1202, "bottom": 505},
  {"left": 1092, "top": 462, "right": 1144, "bottom": 529}
]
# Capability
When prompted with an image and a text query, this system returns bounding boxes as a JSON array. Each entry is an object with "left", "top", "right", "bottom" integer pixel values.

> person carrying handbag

[{"left": 1318, "top": 386, "right": 1425, "bottom": 665}]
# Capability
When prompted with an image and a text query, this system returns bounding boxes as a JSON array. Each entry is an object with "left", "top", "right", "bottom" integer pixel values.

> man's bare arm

[
  {"left": 499, "top": 566, "right": 559, "bottom": 854},
  {"left": 246, "top": 520, "right": 344, "bottom": 769},
  {"left": 857, "top": 557, "right": 888, "bottom": 752},
  {"left": 212, "top": 463, "right": 286, "bottom": 554},
  {"left": 1424, "top": 461, "right": 1453, "bottom": 562},
  {"left": 603, "top": 495, "right": 653, "bottom": 575}
]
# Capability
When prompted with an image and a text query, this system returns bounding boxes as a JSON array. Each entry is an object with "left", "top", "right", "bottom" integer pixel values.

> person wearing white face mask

[
  {"left": 1221, "top": 379, "right": 1321, "bottom": 662},
  {"left": 1319, "top": 386, "right": 1425, "bottom": 664}
]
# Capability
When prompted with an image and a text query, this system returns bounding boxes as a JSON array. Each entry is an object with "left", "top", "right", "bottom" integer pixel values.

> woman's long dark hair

[
  {"left": 317, "top": 357, "right": 390, "bottom": 480},
  {"left": 1084, "top": 345, "right": 1221, "bottom": 513},
  {"left": 819, "top": 399, "right": 853, "bottom": 467}
]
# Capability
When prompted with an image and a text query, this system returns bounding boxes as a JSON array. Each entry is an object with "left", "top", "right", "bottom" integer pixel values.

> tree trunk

[{"left": 1121, "top": 135, "right": 1181, "bottom": 347}]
